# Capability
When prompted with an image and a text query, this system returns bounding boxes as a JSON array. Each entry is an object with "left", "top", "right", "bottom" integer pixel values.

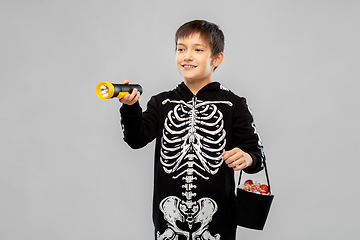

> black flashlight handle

[{"left": 113, "top": 84, "right": 143, "bottom": 95}]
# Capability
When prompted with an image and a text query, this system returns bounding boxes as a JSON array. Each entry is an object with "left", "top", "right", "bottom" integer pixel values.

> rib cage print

[{"left": 157, "top": 96, "right": 232, "bottom": 240}]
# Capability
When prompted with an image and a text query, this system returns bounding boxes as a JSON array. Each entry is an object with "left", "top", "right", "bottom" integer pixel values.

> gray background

[{"left": 1, "top": 0, "right": 359, "bottom": 239}]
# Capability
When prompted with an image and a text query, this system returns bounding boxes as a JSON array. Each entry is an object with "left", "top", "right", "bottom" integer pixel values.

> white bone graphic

[
  {"left": 160, "top": 97, "right": 231, "bottom": 178},
  {"left": 157, "top": 97, "right": 232, "bottom": 239},
  {"left": 157, "top": 196, "right": 220, "bottom": 240},
  {"left": 192, "top": 198, "right": 221, "bottom": 240},
  {"left": 157, "top": 196, "right": 190, "bottom": 240}
]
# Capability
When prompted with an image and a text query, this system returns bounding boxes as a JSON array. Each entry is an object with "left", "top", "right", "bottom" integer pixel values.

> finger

[
  {"left": 224, "top": 151, "right": 244, "bottom": 165},
  {"left": 119, "top": 91, "right": 132, "bottom": 104},
  {"left": 134, "top": 91, "right": 141, "bottom": 101},
  {"left": 222, "top": 147, "right": 242, "bottom": 160},
  {"left": 122, "top": 79, "right": 129, "bottom": 84},
  {"left": 122, "top": 88, "right": 136, "bottom": 102},
  {"left": 221, "top": 151, "right": 228, "bottom": 161},
  {"left": 119, "top": 94, "right": 125, "bottom": 103},
  {"left": 227, "top": 156, "right": 245, "bottom": 168},
  {"left": 243, "top": 152, "right": 253, "bottom": 167},
  {"left": 129, "top": 91, "right": 140, "bottom": 105},
  {"left": 129, "top": 88, "right": 138, "bottom": 100},
  {"left": 233, "top": 162, "right": 247, "bottom": 171},
  {"left": 121, "top": 89, "right": 140, "bottom": 105},
  {"left": 221, "top": 149, "right": 235, "bottom": 161}
]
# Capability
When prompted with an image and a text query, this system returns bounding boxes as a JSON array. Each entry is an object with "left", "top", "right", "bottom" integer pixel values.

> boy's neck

[{"left": 184, "top": 79, "right": 212, "bottom": 95}]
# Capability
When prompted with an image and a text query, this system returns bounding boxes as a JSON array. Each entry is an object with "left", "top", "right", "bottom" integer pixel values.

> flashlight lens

[{"left": 99, "top": 84, "right": 109, "bottom": 97}]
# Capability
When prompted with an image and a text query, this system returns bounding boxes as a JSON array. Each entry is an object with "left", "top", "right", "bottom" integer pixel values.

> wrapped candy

[{"left": 239, "top": 179, "right": 270, "bottom": 195}]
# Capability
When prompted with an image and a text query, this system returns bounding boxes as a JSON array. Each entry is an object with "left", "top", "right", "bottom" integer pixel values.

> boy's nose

[{"left": 184, "top": 52, "right": 193, "bottom": 61}]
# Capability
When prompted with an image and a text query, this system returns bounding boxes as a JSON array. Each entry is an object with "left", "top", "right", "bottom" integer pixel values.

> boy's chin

[{"left": 181, "top": 73, "right": 201, "bottom": 81}]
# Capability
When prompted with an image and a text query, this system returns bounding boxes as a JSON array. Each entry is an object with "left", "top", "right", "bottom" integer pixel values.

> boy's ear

[{"left": 212, "top": 52, "right": 224, "bottom": 68}]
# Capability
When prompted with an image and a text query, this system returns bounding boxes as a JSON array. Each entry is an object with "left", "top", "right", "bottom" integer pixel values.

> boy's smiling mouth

[{"left": 182, "top": 64, "right": 197, "bottom": 69}]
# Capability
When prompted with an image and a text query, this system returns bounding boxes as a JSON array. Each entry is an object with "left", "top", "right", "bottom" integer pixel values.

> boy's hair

[{"left": 175, "top": 20, "right": 225, "bottom": 59}]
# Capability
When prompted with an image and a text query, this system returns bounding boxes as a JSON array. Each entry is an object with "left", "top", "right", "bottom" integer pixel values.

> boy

[{"left": 119, "top": 20, "right": 264, "bottom": 240}]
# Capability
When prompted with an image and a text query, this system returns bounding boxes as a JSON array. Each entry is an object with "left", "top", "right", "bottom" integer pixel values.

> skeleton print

[{"left": 157, "top": 96, "right": 232, "bottom": 240}]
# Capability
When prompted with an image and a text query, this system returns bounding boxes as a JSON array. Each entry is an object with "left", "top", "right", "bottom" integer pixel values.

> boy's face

[{"left": 176, "top": 33, "right": 221, "bottom": 84}]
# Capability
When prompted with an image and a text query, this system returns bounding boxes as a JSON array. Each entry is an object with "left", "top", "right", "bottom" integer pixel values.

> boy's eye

[
  {"left": 177, "top": 48, "right": 185, "bottom": 52},
  {"left": 195, "top": 49, "right": 203, "bottom": 52}
]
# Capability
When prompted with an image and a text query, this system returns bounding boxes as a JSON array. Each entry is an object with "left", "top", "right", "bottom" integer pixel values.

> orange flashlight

[{"left": 95, "top": 82, "right": 143, "bottom": 99}]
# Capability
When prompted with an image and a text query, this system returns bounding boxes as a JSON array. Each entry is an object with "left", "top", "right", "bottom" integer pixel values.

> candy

[
  {"left": 251, "top": 184, "right": 258, "bottom": 192},
  {"left": 260, "top": 184, "right": 269, "bottom": 193},
  {"left": 244, "top": 179, "right": 253, "bottom": 185},
  {"left": 243, "top": 184, "right": 251, "bottom": 191},
  {"left": 239, "top": 179, "right": 270, "bottom": 195}
]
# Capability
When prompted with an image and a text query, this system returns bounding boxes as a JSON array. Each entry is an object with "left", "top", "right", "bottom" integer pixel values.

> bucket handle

[{"left": 238, "top": 156, "right": 272, "bottom": 194}]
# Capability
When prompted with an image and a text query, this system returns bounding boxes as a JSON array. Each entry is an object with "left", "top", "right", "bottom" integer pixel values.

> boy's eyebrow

[{"left": 177, "top": 43, "right": 208, "bottom": 48}]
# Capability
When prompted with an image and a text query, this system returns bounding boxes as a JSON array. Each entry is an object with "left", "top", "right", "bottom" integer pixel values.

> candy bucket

[
  {"left": 236, "top": 188, "right": 274, "bottom": 230},
  {"left": 236, "top": 159, "right": 274, "bottom": 230}
]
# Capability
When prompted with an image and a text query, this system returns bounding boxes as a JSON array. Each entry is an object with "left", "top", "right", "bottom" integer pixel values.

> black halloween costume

[{"left": 120, "top": 82, "right": 264, "bottom": 240}]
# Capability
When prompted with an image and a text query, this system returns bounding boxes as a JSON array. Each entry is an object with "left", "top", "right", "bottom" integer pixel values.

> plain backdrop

[{"left": 1, "top": 0, "right": 359, "bottom": 239}]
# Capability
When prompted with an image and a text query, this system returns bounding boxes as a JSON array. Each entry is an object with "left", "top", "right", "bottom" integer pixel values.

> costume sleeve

[
  {"left": 232, "top": 97, "right": 265, "bottom": 174},
  {"left": 119, "top": 96, "right": 159, "bottom": 149}
]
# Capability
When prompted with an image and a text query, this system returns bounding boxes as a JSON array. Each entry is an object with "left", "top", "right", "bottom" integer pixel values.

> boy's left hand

[{"left": 222, "top": 147, "right": 253, "bottom": 171}]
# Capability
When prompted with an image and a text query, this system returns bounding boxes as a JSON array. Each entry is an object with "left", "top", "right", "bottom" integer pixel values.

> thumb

[{"left": 243, "top": 151, "right": 253, "bottom": 167}]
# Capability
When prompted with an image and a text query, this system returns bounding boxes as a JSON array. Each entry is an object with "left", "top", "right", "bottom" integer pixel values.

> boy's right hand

[{"left": 119, "top": 79, "right": 141, "bottom": 105}]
